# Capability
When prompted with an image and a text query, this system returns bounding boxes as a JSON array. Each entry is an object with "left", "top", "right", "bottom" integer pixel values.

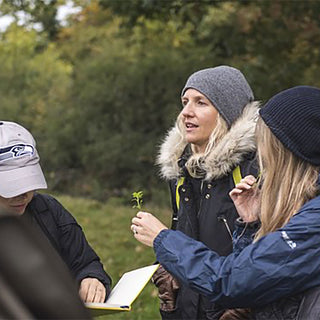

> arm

[
  {"left": 153, "top": 208, "right": 320, "bottom": 308},
  {"left": 132, "top": 204, "right": 320, "bottom": 308},
  {"left": 47, "top": 196, "right": 111, "bottom": 302}
]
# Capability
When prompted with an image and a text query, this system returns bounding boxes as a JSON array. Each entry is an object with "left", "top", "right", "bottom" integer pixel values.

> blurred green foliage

[
  {"left": 1, "top": 0, "right": 320, "bottom": 201},
  {"left": 0, "top": 0, "right": 62, "bottom": 39}
]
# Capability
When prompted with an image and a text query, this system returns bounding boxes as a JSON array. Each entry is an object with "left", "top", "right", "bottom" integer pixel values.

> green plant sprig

[{"left": 132, "top": 191, "right": 143, "bottom": 210}]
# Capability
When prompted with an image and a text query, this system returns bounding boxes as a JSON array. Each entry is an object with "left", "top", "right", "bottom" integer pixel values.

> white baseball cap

[{"left": 0, "top": 121, "right": 47, "bottom": 198}]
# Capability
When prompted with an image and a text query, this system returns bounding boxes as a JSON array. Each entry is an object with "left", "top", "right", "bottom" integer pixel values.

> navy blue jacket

[
  {"left": 154, "top": 195, "right": 320, "bottom": 308},
  {"left": 25, "top": 193, "right": 111, "bottom": 292}
]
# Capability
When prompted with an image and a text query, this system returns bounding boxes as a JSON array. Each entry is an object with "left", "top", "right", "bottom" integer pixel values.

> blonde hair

[
  {"left": 176, "top": 112, "right": 228, "bottom": 177},
  {"left": 255, "top": 117, "right": 319, "bottom": 240}
]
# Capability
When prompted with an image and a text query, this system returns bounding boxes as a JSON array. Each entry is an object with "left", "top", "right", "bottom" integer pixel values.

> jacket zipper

[
  {"left": 197, "top": 181, "right": 204, "bottom": 218},
  {"left": 218, "top": 215, "right": 233, "bottom": 240}
]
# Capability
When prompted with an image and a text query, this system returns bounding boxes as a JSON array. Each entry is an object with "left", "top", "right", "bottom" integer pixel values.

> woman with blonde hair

[
  {"left": 132, "top": 86, "right": 320, "bottom": 319},
  {"left": 137, "top": 65, "right": 259, "bottom": 320}
]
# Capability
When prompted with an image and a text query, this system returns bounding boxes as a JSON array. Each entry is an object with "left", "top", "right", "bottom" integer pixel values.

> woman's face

[
  {"left": 180, "top": 88, "right": 219, "bottom": 153},
  {"left": 0, "top": 191, "right": 34, "bottom": 215}
]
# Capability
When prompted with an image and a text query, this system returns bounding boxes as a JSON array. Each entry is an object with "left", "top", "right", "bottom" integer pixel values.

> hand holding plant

[
  {"left": 131, "top": 190, "right": 169, "bottom": 245},
  {"left": 131, "top": 211, "right": 168, "bottom": 247}
]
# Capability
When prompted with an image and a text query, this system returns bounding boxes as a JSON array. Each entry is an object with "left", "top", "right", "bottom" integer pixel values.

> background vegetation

[
  {"left": 1, "top": 1, "right": 320, "bottom": 318},
  {"left": 1, "top": 0, "right": 320, "bottom": 202}
]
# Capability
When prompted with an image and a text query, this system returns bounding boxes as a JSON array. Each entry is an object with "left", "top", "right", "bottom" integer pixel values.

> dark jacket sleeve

[
  {"left": 153, "top": 201, "right": 320, "bottom": 309},
  {"left": 44, "top": 195, "right": 112, "bottom": 291}
]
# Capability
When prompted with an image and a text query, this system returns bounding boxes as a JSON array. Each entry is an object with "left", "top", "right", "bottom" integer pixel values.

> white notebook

[{"left": 85, "top": 264, "right": 159, "bottom": 316}]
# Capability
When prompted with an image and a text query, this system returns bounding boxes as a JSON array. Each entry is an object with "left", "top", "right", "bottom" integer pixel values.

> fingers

[
  {"left": 132, "top": 216, "right": 140, "bottom": 226},
  {"left": 229, "top": 176, "right": 259, "bottom": 201},
  {"left": 229, "top": 183, "right": 249, "bottom": 198},
  {"left": 79, "top": 278, "right": 106, "bottom": 303},
  {"left": 136, "top": 211, "right": 150, "bottom": 218},
  {"left": 131, "top": 224, "right": 141, "bottom": 235},
  {"left": 237, "top": 175, "right": 257, "bottom": 189},
  {"left": 230, "top": 176, "right": 257, "bottom": 195},
  {"left": 131, "top": 211, "right": 152, "bottom": 229},
  {"left": 242, "top": 175, "right": 257, "bottom": 184},
  {"left": 131, "top": 224, "right": 137, "bottom": 234}
]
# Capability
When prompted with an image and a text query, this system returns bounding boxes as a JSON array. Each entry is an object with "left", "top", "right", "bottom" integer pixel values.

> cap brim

[{"left": 0, "top": 163, "right": 47, "bottom": 198}]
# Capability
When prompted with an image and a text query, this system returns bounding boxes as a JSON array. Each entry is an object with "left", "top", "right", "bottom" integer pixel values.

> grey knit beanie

[{"left": 181, "top": 66, "right": 254, "bottom": 127}]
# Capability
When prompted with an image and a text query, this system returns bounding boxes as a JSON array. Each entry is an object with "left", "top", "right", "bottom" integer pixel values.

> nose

[{"left": 181, "top": 101, "right": 195, "bottom": 118}]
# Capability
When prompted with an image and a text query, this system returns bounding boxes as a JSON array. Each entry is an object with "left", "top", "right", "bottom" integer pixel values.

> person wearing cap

[
  {"left": 131, "top": 66, "right": 259, "bottom": 319},
  {"left": 132, "top": 86, "right": 320, "bottom": 318},
  {"left": 0, "top": 121, "right": 111, "bottom": 303}
]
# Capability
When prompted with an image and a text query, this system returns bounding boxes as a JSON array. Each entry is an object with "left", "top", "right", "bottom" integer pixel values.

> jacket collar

[{"left": 157, "top": 101, "right": 259, "bottom": 181}]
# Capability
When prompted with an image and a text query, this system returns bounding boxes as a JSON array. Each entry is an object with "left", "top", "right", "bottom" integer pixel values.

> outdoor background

[{"left": 1, "top": 1, "right": 320, "bottom": 319}]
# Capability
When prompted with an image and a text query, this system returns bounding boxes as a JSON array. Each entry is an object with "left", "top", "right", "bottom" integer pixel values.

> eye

[
  {"left": 181, "top": 99, "right": 188, "bottom": 107},
  {"left": 198, "top": 100, "right": 207, "bottom": 106}
]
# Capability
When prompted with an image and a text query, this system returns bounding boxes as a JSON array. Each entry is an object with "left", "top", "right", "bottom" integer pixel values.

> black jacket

[
  {"left": 169, "top": 154, "right": 258, "bottom": 320},
  {"left": 157, "top": 102, "right": 259, "bottom": 319},
  {"left": 253, "top": 285, "right": 320, "bottom": 319},
  {"left": 24, "top": 193, "right": 111, "bottom": 292}
]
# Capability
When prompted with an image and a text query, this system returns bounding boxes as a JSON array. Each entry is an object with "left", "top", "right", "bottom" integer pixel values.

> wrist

[{"left": 153, "top": 229, "right": 170, "bottom": 250}]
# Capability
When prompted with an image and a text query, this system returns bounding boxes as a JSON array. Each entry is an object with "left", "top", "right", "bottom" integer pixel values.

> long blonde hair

[
  {"left": 176, "top": 112, "right": 228, "bottom": 177},
  {"left": 255, "top": 117, "right": 319, "bottom": 239}
]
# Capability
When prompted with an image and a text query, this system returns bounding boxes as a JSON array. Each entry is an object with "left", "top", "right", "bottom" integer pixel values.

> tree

[
  {"left": 0, "top": 24, "right": 72, "bottom": 178},
  {"left": 52, "top": 3, "right": 208, "bottom": 198},
  {"left": 0, "top": 0, "right": 65, "bottom": 39},
  {"left": 1, "top": 0, "right": 320, "bottom": 201},
  {"left": 194, "top": 1, "right": 320, "bottom": 99}
]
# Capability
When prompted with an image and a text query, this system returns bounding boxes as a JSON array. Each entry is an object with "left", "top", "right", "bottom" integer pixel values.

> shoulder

[
  {"left": 30, "top": 193, "right": 60, "bottom": 212},
  {"left": 300, "top": 195, "right": 320, "bottom": 211},
  {"left": 281, "top": 196, "right": 320, "bottom": 236},
  {"left": 32, "top": 193, "right": 60, "bottom": 205},
  {"left": 31, "top": 193, "right": 78, "bottom": 227},
  {"left": 288, "top": 196, "right": 320, "bottom": 225}
]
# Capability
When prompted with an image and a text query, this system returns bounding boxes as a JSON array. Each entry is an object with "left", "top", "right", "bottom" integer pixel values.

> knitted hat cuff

[
  {"left": 181, "top": 66, "right": 254, "bottom": 127},
  {"left": 259, "top": 85, "right": 320, "bottom": 166}
]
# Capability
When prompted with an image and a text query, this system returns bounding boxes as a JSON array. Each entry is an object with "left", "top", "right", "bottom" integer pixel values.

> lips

[
  {"left": 185, "top": 122, "right": 198, "bottom": 129},
  {"left": 11, "top": 203, "right": 26, "bottom": 209}
]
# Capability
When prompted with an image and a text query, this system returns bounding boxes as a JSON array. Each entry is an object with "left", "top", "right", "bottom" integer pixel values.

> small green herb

[{"left": 132, "top": 191, "right": 143, "bottom": 210}]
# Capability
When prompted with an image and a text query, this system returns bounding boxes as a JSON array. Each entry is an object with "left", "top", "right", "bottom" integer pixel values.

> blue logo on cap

[{"left": 0, "top": 144, "right": 34, "bottom": 162}]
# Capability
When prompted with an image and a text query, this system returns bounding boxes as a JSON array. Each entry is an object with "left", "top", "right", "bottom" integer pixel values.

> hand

[
  {"left": 152, "top": 264, "right": 179, "bottom": 312},
  {"left": 131, "top": 211, "right": 168, "bottom": 247},
  {"left": 79, "top": 278, "right": 106, "bottom": 303},
  {"left": 229, "top": 175, "right": 260, "bottom": 222}
]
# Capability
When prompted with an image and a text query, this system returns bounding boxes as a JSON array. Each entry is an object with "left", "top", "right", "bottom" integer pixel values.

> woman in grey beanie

[{"left": 132, "top": 66, "right": 259, "bottom": 320}]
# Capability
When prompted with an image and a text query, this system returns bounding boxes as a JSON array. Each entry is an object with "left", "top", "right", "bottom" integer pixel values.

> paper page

[
  {"left": 86, "top": 264, "right": 159, "bottom": 310},
  {"left": 106, "top": 264, "right": 159, "bottom": 306}
]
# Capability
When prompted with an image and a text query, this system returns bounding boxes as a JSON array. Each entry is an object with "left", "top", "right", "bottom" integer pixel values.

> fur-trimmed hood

[{"left": 157, "top": 101, "right": 259, "bottom": 181}]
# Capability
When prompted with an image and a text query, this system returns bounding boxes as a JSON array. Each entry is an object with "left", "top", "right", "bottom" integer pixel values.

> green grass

[{"left": 54, "top": 194, "right": 172, "bottom": 320}]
